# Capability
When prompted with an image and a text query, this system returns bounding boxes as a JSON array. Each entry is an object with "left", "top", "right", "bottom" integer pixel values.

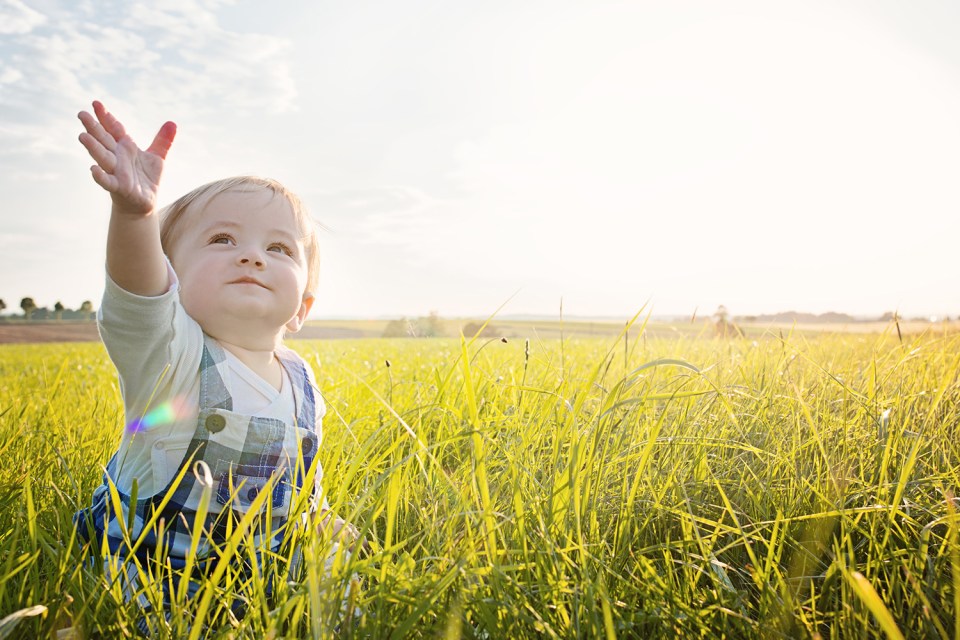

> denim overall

[{"left": 74, "top": 335, "right": 322, "bottom": 601}]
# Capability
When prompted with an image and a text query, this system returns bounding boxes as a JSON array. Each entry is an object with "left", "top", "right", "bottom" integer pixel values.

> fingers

[
  {"left": 78, "top": 110, "right": 117, "bottom": 155},
  {"left": 78, "top": 106, "right": 121, "bottom": 181},
  {"left": 80, "top": 101, "right": 176, "bottom": 163},
  {"left": 146, "top": 121, "right": 177, "bottom": 160},
  {"left": 89, "top": 165, "right": 118, "bottom": 192},
  {"left": 340, "top": 522, "right": 359, "bottom": 541},
  {"left": 317, "top": 515, "right": 370, "bottom": 554},
  {"left": 320, "top": 516, "right": 357, "bottom": 540},
  {"left": 78, "top": 131, "right": 116, "bottom": 174},
  {"left": 330, "top": 518, "right": 352, "bottom": 539},
  {"left": 92, "top": 100, "right": 127, "bottom": 144},
  {"left": 78, "top": 108, "right": 117, "bottom": 153}
]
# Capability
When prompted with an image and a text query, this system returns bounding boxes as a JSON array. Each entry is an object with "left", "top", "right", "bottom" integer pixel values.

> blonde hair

[{"left": 158, "top": 176, "right": 321, "bottom": 293}]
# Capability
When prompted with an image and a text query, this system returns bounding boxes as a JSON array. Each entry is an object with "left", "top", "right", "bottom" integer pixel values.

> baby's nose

[{"left": 238, "top": 250, "right": 265, "bottom": 267}]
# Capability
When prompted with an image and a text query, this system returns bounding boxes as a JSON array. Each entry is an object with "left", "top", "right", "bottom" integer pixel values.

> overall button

[
  {"left": 247, "top": 486, "right": 260, "bottom": 501},
  {"left": 301, "top": 438, "right": 313, "bottom": 454},
  {"left": 153, "top": 441, "right": 165, "bottom": 450},
  {"left": 206, "top": 414, "right": 226, "bottom": 433}
]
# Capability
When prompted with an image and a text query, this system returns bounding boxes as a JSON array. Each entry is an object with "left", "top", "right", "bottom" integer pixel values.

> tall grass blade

[
  {"left": 843, "top": 569, "right": 905, "bottom": 640},
  {"left": 0, "top": 604, "right": 47, "bottom": 639}
]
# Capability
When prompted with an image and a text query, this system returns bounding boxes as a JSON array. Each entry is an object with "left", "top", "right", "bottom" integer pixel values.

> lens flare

[{"left": 127, "top": 396, "right": 193, "bottom": 433}]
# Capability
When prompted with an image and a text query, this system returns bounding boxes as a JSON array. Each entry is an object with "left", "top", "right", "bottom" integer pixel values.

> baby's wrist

[{"left": 110, "top": 197, "right": 156, "bottom": 219}]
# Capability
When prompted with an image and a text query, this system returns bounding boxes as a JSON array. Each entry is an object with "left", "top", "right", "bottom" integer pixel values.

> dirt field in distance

[
  {"left": 0, "top": 322, "right": 368, "bottom": 343},
  {"left": 0, "top": 322, "right": 101, "bottom": 343}
]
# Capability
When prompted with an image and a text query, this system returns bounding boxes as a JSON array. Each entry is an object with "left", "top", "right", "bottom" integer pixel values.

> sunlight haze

[{"left": 1, "top": 0, "right": 958, "bottom": 319}]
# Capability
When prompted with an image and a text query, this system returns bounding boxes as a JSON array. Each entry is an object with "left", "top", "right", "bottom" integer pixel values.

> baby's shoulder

[
  {"left": 275, "top": 343, "right": 306, "bottom": 364},
  {"left": 276, "top": 344, "right": 319, "bottom": 381}
]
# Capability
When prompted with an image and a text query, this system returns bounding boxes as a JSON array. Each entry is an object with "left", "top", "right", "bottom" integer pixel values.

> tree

[
  {"left": 54, "top": 301, "right": 64, "bottom": 322},
  {"left": 713, "top": 305, "right": 730, "bottom": 325},
  {"left": 382, "top": 317, "right": 410, "bottom": 338},
  {"left": 80, "top": 300, "right": 94, "bottom": 321},
  {"left": 463, "top": 321, "right": 501, "bottom": 338},
  {"left": 382, "top": 313, "right": 448, "bottom": 338},
  {"left": 712, "top": 304, "right": 743, "bottom": 338},
  {"left": 420, "top": 311, "right": 445, "bottom": 338},
  {"left": 0, "top": 299, "right": 5, "bottom": 315},
  {"left": 20, "top": 297, "right": 36, "bottom": 321}
]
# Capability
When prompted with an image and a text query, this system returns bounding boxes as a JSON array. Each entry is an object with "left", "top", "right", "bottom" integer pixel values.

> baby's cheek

[{"left": 178, "top": 281, "right": 208, "bottom": 319}]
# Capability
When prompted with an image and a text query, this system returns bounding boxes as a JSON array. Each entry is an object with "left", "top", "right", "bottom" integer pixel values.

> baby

[{"left": 73, "top": 100, "right": 354, "bottom": 627}]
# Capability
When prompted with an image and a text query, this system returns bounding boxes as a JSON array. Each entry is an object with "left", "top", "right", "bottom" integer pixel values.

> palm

[
  {"left": 78, "top": 101, "right": 176, "bottom": 215},
  {"left": 111, "top": 136, "right": 164, "bottom": 213}
]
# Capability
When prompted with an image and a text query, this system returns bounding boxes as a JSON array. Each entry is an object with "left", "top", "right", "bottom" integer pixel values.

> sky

[{"left": 1, "top": 0, "right": 958, "bottom": 320}]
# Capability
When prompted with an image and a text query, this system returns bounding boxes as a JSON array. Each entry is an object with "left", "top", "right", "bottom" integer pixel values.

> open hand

[
  {"left": 78, "top": 100, "right": 176, "bottom": 215},
  {"left": 319, "top": 513, "right": 370, "bottom": 554}
]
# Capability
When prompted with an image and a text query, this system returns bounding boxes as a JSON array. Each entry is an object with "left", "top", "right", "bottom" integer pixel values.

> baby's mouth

[{"left": 229, "top": 276, "right": 268, "bottom": 289}]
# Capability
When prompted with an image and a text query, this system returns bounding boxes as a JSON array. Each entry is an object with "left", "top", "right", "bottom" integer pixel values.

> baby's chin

[{"left": 185, "top": 303, "right": 293, "bottom": 348}]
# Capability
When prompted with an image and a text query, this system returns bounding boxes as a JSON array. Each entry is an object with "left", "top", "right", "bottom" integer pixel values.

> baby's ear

[{"left": 286, "top": 293, "right": 314, "bottom": 333}]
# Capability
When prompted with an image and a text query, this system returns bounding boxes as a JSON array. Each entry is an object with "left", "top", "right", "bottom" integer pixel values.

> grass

[{"left": 0, "top": 323, "right": 958, "bottom": 638}]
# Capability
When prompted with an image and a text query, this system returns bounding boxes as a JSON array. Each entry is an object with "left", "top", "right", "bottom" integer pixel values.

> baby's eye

[
  {"left": 268, "top": 242, "right": 294, "bottom": 257},
  {"left": 209, "top": 233, "right": 235, "bottom": 245}
]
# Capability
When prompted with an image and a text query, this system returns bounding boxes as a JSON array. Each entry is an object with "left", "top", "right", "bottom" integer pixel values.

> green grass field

[{"left": 1, "top": 322, "right": 958, "bottom": 638}]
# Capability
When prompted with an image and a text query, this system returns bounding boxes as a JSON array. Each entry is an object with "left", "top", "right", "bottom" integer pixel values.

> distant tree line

[
  {"left": 716, "top": 305, "right": 955, "bottom": 334},
  {"left": 382, "top": 311, "right": 446, "bottom": 338},
  {"left": 734, "top": 309, "right": 955, "bottom": 323},
  {"left": 380, "top": 312, "right": 505, "bottom": 339},
  {"left": 0, "top": 298, "right": 95, "bottom": 321}
]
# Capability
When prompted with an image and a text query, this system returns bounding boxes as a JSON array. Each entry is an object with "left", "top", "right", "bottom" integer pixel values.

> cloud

[
  {"left": 0, "top": 66, "right": 22, "bottom": 84},
  {"left": 121, "top": 1, "right": 297, "bottom": 116},
  {"left": 0, "top": 0, "right": 45, "bottom": 35},
  {"left": 0, "top": 0, "right": 296, "bottom": 161}
]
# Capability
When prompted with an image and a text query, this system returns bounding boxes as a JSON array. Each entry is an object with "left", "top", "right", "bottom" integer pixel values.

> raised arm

[{"left": 78, "top": 100, "right": 177, "bottom": 296}]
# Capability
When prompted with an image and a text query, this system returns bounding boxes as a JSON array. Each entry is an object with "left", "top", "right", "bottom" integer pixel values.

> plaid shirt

[{"left": 75, "top": 335, "right": 322, "bottom": 570}]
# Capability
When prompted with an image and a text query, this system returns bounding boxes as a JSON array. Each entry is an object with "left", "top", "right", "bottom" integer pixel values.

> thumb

[{"left": 146, "top": 121, "right": 177, "bottom": 159}]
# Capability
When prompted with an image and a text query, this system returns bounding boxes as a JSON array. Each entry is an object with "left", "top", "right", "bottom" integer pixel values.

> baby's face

[{"left": 168, "top": 188, "right": 312, "bottom": 342}]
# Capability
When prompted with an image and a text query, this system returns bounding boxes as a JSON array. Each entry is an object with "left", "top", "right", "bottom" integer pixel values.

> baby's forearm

[{"left": 106, "top": 205, "right": 169, "bottom": 296}]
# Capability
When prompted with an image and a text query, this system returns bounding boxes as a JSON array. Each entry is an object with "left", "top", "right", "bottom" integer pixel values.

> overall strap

[
  {"left": 199, "top": 334, "right": 233, "bottom": 411},
  {"left": 275, "top": 346, "right": 316, "bottom": 433}
]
